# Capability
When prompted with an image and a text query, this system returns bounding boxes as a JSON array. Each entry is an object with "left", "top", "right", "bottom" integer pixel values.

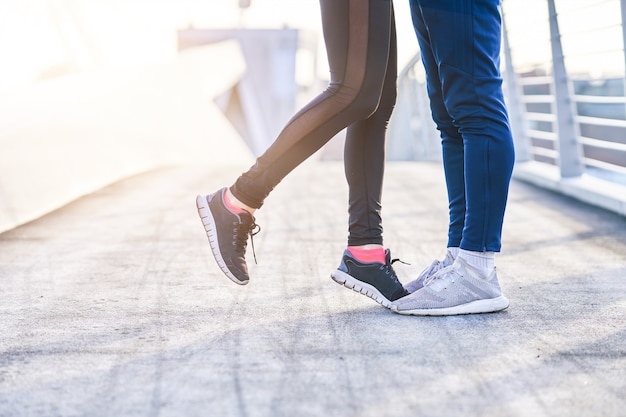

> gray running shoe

[
  {"left": 196, "top": 188, "right": 260, "bottom": 285},
  {"left": 404, "top": 250, "right": 455, "bottom": 293},
  {"left": 391, "top": 256, "right": 509, "bottom": 316}
]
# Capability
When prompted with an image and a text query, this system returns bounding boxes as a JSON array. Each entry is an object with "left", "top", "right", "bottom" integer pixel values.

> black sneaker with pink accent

[
  {"left": 330, "top": 249, "right": 409, "bottom": 308},
  {"left": 196, "top": 188, "right": 260, "bottom": 285}
]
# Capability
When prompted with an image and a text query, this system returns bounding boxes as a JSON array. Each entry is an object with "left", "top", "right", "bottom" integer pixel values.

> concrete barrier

[
  {"left": 0, "top": 41, "right": 254, "bottom": 234},
  {"left": 178, "top": 28, "right": 299, "bottom": 157}
]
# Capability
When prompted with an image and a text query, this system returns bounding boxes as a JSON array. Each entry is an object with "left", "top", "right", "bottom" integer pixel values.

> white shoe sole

[
  {"left": 391, "top": 295, "right": 509, "bottom": 316},
  {"left": 196, "top": 194, "right": 248, "bottom": 286},
  {"left": 330, "top": 269, "right": 392, "bottom": 309}
]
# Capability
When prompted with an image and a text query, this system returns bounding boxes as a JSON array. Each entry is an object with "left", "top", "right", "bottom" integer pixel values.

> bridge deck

[{"left": 1, "top": 159, "right": 624, "bottom": 417}]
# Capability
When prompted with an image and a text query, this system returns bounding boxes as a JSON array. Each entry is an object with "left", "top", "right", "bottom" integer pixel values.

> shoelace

[
  {"left": 380, "top": 257, "right": 409, "bottom": 284},
  {"left": 248, "top": 222, "right": 261, "bottom": 263},
  {"left": 423, "top": 264, "right": 457, "bottom": 287},
  {"left": 390, "top": 257, "right": 410, "bottom": 267},
  {"left": 419, "top": 259, "right": 442, "bottom": 281},
  {"left": 233, "top": 215, "right": 261, "bottom": 264}
]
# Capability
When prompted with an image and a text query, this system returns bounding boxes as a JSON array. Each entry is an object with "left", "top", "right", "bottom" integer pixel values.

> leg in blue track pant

[{"left": 394, "top": 0, "right": 515, "bottom": 316}]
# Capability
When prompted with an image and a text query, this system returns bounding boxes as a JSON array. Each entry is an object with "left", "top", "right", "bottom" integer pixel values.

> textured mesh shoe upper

[{"left": 404, "top": 250, "right": 455, "bottom": 293}]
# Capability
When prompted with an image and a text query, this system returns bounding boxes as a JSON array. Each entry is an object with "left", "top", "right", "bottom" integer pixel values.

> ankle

[
  {"left": 447, "top": 246, "right": 459, "bottom": 259},
  {"left": 457, "top": 249, "right": 495, "bottom": 277}
]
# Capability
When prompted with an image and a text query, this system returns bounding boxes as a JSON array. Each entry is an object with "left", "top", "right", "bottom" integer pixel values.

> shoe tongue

[
  {"left": 238, "top": 210, "right": 254, "bottom": 224},
  {"left": 384, "top": 249, "right": 391, "bottom": 265}
]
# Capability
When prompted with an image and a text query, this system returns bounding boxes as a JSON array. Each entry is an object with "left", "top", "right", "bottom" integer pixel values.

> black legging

[{"left": 230, "top": 0, "right": 397, "bottom": 246}]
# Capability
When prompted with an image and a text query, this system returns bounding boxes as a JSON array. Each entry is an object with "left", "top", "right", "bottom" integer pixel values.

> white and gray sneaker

[
  {"left": 391, "top": 256, "right": 509, "bottom": 316},
  {"left": 404, "top": 250, "right": 455, "bottom": 293}
]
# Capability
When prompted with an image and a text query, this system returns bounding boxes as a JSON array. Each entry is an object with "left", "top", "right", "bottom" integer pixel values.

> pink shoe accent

[
  {"left": 223, "top": 189, "right": 247, "bottom": 214},
  {"left": 347, "top": 247, "right": 386, "bottom": 264}
]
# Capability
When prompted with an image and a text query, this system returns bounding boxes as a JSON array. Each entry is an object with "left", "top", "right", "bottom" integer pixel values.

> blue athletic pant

[{"left": 409, "top": 0, "right": 515, "bottom": 252}]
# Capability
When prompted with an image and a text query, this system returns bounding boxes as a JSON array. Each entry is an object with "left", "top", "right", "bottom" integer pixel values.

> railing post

[
  {"left": 501, "top": 9, "right": 531, "bottom": 162},
  {"left": 547, "top": 0, "right": 584, "bottom": 178},
  {"left": 621, "top": 0, "right": 626, "bottom": 120}
]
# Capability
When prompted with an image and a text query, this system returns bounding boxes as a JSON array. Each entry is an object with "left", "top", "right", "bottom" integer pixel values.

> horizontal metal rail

[{"left": 388, "top": 0, "right": 626, "bottom": 215}]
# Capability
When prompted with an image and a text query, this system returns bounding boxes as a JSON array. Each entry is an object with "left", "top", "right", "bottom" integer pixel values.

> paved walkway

[{"left": 1, "top": 159, "right": 625, "bottom": 417}]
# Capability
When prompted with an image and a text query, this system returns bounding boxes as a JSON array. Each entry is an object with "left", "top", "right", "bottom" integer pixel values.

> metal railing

[{"left": 388, "top": 0, "right": 626, "bottom": 216}]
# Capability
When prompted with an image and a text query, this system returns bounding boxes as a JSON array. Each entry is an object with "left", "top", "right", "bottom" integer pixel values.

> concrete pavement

[{"left": 1, "top": 159, "right": 625, "bottom": 417}]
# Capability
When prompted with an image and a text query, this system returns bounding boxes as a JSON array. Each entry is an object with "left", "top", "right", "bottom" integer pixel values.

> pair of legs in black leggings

[
  {"left": 198, "top": 0, "right": 409, "bottom": 303},
  {"left": 230, "top": 0, "right": 396, "bottom": 248}
]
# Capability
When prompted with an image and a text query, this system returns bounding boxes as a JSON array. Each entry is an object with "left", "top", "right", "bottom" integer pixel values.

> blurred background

[
  {"left": 0, "top": 0, "right": 420, "bottom": 91},
  {"left": 0, "top": 0, "right": 625, "bottom": 234}
]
